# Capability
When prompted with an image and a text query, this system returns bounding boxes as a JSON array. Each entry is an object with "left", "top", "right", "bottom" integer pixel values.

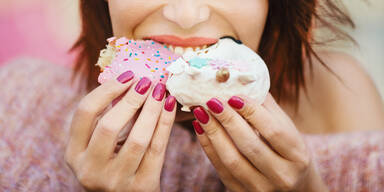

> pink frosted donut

[{"left": 97, "top": 37, "right": 180, "bottom": 84}]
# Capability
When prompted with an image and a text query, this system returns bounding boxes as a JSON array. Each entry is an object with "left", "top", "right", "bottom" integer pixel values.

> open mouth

[
  {"left": 144, "top": 35, "right": 242, "bottom": 55},
  {"left": 143, "top": 35, "right": 218, "bottom": 55}
]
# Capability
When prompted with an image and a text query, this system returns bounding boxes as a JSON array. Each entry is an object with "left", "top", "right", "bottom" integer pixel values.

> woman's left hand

[{"left": 192, "top": 94, "right": 328, "bottom": 192}]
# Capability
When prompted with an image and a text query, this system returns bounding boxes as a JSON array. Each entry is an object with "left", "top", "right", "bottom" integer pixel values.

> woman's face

[
  {"left": 108, "top": 0, "right": 269, "bottom": 121},
  {"left": 108, "top": 0, "right": 268, "bottom": 52}
]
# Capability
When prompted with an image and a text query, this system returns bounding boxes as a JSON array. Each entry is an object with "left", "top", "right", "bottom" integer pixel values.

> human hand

[
  {"left": 192, "top": 94, "right": 328, "bottom": 192},
  {"left": 65, "top": 71, "right": 177, "bottom": 192}
]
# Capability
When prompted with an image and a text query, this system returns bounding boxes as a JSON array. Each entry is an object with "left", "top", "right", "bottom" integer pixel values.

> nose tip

[{"left": 163, "top": 2, "right": 210, "bottom": 29}]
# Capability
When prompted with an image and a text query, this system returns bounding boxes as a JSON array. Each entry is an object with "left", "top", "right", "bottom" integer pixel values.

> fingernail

[
  {"left": 228, "top": 96, "right": 244, "bottom": 109},
  {"left": 193, "top": 107, "right": 209, "bottom": 124},
  {"left": 152, "top": 83, "right": 166, "bottom": 101},
  {"left": 206, "top": 98, "right": 224, "bottom": 114},
  {"left": 117, "top": 70, "right": 134, "bottom": 84},
  {"left": 164, "top": 96, "right": 176, "bottom": 112},
  {"left": 192, "top": 120, "right": 204, "bottom": 135},
  {"left": 135, "top": 77, "right": 152, "bottom": 95}
]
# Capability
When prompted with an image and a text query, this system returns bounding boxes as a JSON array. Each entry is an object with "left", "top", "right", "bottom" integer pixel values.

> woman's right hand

[{"left": 65, "top": 71, "right": 177, "bottom": 192}]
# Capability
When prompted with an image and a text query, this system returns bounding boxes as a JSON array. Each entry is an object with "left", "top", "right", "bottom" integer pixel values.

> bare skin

[
  {"left": 285, "top": 51, "right": 384, "bottom": 134},
  {"left": 65, "top": 0, "right": 384, "bottom": 191}
]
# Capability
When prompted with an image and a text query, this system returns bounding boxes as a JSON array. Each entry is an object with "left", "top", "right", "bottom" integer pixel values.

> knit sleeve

[
  {"left": 0, "top": 57, "right": 83, "bottom": 191},
  {"left": 305, "top": 130, "right": 384, "bottom": 192},
  {"left": 0, "top": 57, "right": 82, "bottom": 123}
]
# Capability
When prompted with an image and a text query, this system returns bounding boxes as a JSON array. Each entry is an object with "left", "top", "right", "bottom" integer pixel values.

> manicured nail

[
  {"left": 228, "top": 96, "right": 244, "bottom": 109},
  {"left": 206, "top": 98, "right": 224, "bottom": 114},
  {"left": 164, "top": 96, "right": 176, "bottom": 112},
  {"left": 135, "top": 77, "right": 152, "bottom": 95},
  {"left": 193, "top": 107, "right": 209, "bottom": 124},
  {"left": 192, "top": 120, "right": 204, "bottom": 135},
  {"left": 117, "top": 70, "right": 134, "bottom": 84},
  {"left": 152, "top": 83, "right": 166, "bottom": 101}
]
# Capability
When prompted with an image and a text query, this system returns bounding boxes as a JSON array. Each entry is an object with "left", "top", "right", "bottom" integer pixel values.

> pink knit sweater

[{"left": 0, "top": 58, "right": 383, "bottom": 192}]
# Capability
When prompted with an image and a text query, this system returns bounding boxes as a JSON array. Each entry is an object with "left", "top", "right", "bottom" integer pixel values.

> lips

[{"left": 145, "top": 35, "right": 218, "bottom": 47}]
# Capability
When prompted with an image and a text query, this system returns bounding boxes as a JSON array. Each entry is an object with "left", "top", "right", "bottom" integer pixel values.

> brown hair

[{"left": 71, "top": 0, "right": 354, "bottom": 104}]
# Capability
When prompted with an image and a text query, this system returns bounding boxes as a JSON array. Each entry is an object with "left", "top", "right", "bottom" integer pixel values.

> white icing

[
  {"left": 166, "top": 39, "right": 270, "bottom": 112},
  {"left": 186, "top": 66, "right": 201, "bottom": 76}
]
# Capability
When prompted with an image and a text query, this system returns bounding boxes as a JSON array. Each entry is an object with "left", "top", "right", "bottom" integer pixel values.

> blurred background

[{"left": 0, "top": 0, "right": 383, "bottom": 98}]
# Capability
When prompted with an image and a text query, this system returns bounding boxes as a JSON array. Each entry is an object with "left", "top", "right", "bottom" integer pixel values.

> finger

[
  {"left": 116, "top": 82, "right": 166, "bottom": 173},
  {"left": 68, "top": 70, "right": 135, "bottom": 155},
  {"left": 228, "top": 95, "right": 306, "bottom": 162},
  {"left": 262, "top": 93, "right": 291, "bottom": 122},
  {"left": 263, "top": 94, "right": 309, "bottom": 162},
  {"left": 205, "top": 99, "right": 294, "bottom": 186},
  {"left": 193, "top": 121, "right": 247, "bottom": 192},
  {"left": 87, "top": 77, "right": 152, "bottom": 162},
  {"left": 136, "top": 96, "right": 177, "bottom": 178},
  {"left": 193, "top": 107, "right": 273, "bottom": 191}
]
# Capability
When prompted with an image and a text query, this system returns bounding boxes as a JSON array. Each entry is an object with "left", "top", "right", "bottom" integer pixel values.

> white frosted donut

[{"left": 166, "top": 38, "right": 270, "bottom": 112}]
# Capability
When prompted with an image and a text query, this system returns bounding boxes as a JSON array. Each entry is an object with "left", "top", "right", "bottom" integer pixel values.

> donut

[
  {"left": 166, "top": 38, "right": 270, "bottom": 111},
  {"left": 96, "top": 37, "right": 270, "bottom": 112},
  {"left": 97, "top": 37, "right": 180, "bottom": 84}
]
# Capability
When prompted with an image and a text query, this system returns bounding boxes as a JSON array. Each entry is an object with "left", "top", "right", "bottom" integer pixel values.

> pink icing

[{"left": 98, "top": 37, "right": 180, "bottom": 84}]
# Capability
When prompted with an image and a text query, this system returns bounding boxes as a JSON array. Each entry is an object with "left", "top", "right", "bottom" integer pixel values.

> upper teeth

[{"left": 165, "top": 44, "right": 208, "bottom": 55}]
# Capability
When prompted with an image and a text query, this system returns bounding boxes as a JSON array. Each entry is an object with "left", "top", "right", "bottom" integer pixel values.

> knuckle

[
  {"left": 204, "top": 125, "right": 221, "bottom": 138},
  {"left": 199, "top": 139, "right": 211, "bottom": 149},
  {"left": 121, "top": 95, "right": 143, "bottom": 110},
  {"left": 296, "top": 153, "right": 310, "bottom": 172},
  {"left": 246, "top": 142, "right": 262, "bottom": 157},
  {"left": 77, "top": 166, "right": 119, "bottom": 191},
  {"left": 127, "top": 139, "right": 148, "bottom": 154},
  {"left": 243, "top": 104, "right": 258, "bottom": 119},
  {"left": 263, "top": 128, "right": 282, "bottom": 141},
  {"left": 103, "top": 84, "right": 121, "bottom": 98},
  {"left": 280, "top": 179, "right": 296, "bottom": 191},
  {"left": 103, "top": 179, "right": 119, "bottom": 192},
  {"left": 97, "top": 120, "right": 119, "bottom": 138},
  {"left": 159, "top": 113, "right": 174, "bottom": 127},
  {"left": 77, "top": 170, "right": 98, "bottom": 190},
  {"left": 219, "top": 113, "right": 236, "bottom": 126},
  {"left": 148, "top": 141, "right": 166, "bottom": 155},
  {"left": 158, "top": 115, "right": 173, "bottom": 128},
  {"left": 276, "top": 173, "right": 297, "bottom": 191},
  {"left": 223, "top": 158, "right": 241, "bottom": 171},
  {"left": 77, "top": 99, "right": 97, "bottom": 117},
  {"left": 299, "top": 153, "right": 310, "bottom": 168}
]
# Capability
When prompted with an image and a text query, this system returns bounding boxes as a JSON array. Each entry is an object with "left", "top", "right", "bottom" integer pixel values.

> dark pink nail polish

[
  {"left": 135, "top": 77, "right": 151, "bottom": 95},
  {"left": 192, "top": 120, "right": 204, "bottom": 135},
  {"left": 206, "top": 98, "right": 224, "bottom": 114},
  {"left": 152, "top": 83, "right": 166, "bottom": 101},
  {"left": 164, "top": 96, "right": 176, "bottom": 112},
  {"left": 193, "top": 107, "right": 209, "bottom": 124},
  {"left": 228, "top": 96, "right": 244, "bottom": 109},
  {"left": 117, "top": 70, "right": 134, "bottom": 84}
]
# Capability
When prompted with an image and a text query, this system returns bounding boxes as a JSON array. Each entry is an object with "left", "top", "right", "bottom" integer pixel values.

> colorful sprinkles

[{"left": 98, "top": 37, "right": 180, "bottom": 84}]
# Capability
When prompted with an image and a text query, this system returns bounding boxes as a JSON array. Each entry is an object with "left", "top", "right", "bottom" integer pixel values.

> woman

[
  {"left": 1, "top": 0, "right": 383, "bottom": 191},
  {"left": 63, "top": 0, "right": 384, "bottom": 191}
]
